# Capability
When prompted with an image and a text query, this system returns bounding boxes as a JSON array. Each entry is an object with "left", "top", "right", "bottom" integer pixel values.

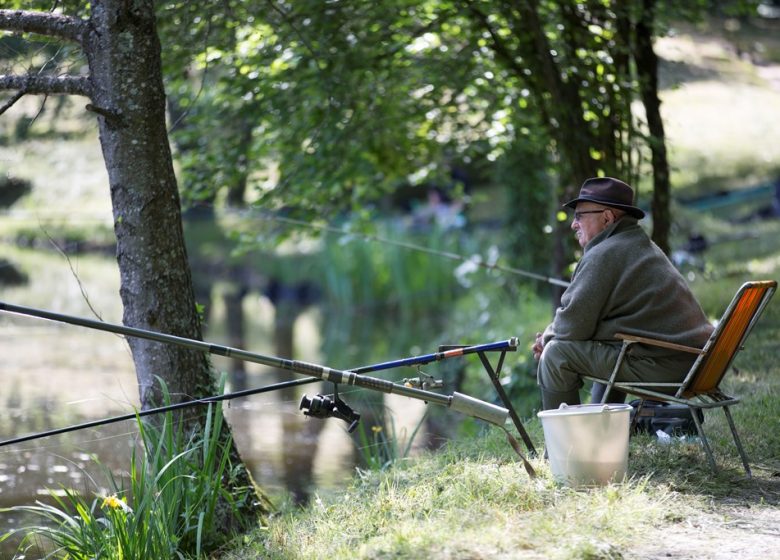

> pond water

[{"left": 0, "top": 241, "right": 445, "bottom": 552}]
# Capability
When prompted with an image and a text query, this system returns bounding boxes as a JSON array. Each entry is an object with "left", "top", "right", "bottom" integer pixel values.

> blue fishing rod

[
  {"left": 349, "top": 339, "right": 519, "bottom": 374},
  {"left": 0, "top": 301, "right": 517, "bottom": 445}
]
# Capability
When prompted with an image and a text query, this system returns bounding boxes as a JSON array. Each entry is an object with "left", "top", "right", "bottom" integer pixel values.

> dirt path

[
  {"left": 635, "top": 506, "right": 780, "bottom": 559},
  {"left": 632, "top": 476, "right": 780, "bottom": 559}
]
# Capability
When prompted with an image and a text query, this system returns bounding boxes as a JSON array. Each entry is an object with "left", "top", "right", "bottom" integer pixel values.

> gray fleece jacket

[{"left": 543, "top": 217, "right": 713, "bottom": 357}]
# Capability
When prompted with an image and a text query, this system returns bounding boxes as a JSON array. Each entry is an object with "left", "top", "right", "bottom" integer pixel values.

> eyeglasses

[{"left": 573, "top": 209, "right": 607, "bottom": 222}]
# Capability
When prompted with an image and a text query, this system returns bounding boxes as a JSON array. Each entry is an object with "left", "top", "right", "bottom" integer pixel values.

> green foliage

[
  {"left": 159, "top": 0, "right": 464, "bottom": 212},
  {"left": 0, "top": 378, "right": 248, "bottom": 559},
  {"left": 155, "top": 0, "right": 656, "bottom": 223},
  {"left": 4, "top": 1, "right": 87, "bottom": 14},
  {"left": 498, "top": 139, "right": 558, "bottom": 278},
  {"left": 191, "top": 212, "right": 463, "bottom": 307},
  {"left": 312, "top": 224, "right": 467, "bottom": 370},
  {"left": 156, "top": 1, "right": 780, "bottom": 289},
  {"left": 318, "top": 226, "right": 460, "bottom": 311}
]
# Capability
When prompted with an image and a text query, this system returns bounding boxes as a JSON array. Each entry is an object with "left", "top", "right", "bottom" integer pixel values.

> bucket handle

[{"left": 557, "top": 403, "right": 622, "bottom": 413}]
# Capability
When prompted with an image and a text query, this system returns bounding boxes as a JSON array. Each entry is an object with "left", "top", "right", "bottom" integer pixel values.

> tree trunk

[
  {"left": 0, "top": 0, "right": 269, "bottom": 531},
  {"left": 634, "top": 0, "right": 672, "bottom": 255},
  {"left": 85, "top": 0, "right": 267, "bottom": 526},
  {"left": 84, "top": 1, "right": 210, "bottom": 412}
]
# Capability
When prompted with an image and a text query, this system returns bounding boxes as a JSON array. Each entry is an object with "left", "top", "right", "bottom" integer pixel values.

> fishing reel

[
  {"left": 402, "top": 370, "right": 443, "bottom": 391},
  {"left": 300, "top": 383, "right": 361, "bottom": 433}
]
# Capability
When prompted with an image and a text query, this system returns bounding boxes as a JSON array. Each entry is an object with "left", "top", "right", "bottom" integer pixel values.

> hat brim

[{"left": 563, "top": 196, "right": 645, "bottom": 219}]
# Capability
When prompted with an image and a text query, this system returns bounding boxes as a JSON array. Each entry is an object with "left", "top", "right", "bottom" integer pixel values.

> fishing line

[
  {"left": 241, "top": 210, "right": 571, "bottom": 288},
  {"left": 0, "top": 206, "right": 569, "bottom": 287},
  {"left": 0, "top": 427, "right": 138, "bottom": 457}
]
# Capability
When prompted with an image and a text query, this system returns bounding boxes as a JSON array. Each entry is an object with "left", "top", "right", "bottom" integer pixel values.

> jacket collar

[{"left": 583, "top": 217, "right": 639, "bottom": 253}]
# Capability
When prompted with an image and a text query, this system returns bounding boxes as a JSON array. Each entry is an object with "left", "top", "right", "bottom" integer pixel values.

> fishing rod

[
  {"left": 249, "top": 211, "right": 571, "bottom": 288},
  {"left": 348, "top": 339, "right": 520, "bottom": 375},
  {"left": 0, "top": 300, "right": 511, "bottom": 431},
  {"left": 0, "top": 333, "right": 522, "bottom": 448}
]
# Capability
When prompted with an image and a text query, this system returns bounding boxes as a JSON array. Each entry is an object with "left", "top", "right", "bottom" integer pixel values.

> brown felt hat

[{"left": 563, "top": 177, "right": 645, "bottom": 219}]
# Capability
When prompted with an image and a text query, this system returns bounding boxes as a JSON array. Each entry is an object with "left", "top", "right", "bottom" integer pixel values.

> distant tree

[
  {"left": 632, "top": 0, "right": 672, "bottom": 254},
  {"left": 156, "top": 2, "right": 668, "bottom": 277},
  {"left": 0, "top": 0, "right": 267, "bottom": 534},
  {"left": 153, "top": 1, "right": 681, "bottom": 302}
]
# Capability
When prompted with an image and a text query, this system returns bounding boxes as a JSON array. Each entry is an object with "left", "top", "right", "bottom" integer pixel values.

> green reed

[{"left": 0, "top": 377, "right": 246, "bottom": 559}]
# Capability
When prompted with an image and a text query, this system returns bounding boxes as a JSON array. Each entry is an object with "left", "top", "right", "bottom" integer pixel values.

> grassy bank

[{"left": 222, "top": 221, "right": 780, "bottom": 559}]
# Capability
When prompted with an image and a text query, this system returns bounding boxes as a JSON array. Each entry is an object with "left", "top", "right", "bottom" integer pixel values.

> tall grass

[
  {"left": 0, "top": 379, "right": 248, "bottom": 559},
  {"left": 355, "top": 408, "right": 428, "bottom": 472}
]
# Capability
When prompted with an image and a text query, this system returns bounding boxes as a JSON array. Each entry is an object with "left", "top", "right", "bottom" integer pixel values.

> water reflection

[
  {"left": 0, "top": 426, "right": 133, "bottom": 506},
  {"left": 0, "top": 258, "right": 27, "bottom": 287},
  {"left": 0, "top": 240, "right": 454, "bottom": 553}
]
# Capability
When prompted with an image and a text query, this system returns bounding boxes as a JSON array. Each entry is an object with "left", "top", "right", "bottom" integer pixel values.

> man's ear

[{"left": 604, "top": 209, "right": 615, "bottom": 224}]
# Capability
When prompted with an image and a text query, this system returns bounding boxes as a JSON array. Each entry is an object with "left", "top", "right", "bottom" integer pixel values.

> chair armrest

[{"left": 615, "top": 333, "right": 703, "bottom": 355}]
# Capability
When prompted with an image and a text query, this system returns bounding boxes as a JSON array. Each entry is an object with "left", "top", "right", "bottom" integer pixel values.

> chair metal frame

[{"left": 584, "top": 280, "right": 776, "bottom": 476}]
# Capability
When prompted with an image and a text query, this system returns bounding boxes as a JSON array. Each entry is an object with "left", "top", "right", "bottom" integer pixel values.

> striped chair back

[{"left": 684, "top": 281, "right": 776, "bottom": 396}]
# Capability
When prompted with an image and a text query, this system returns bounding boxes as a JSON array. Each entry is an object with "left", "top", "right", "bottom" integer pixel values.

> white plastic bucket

[{"left": 537, "top": 403, "right": 632, "bottom": 487}]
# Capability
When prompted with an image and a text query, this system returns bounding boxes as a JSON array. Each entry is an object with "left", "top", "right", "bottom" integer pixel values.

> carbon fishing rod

[
  {"left": 0, "top": 333, "right": 521, "bottom": 448},
  {"left": 0, "top": 300, "right": 511, "bottom": 430},
  {"left": 251, "top": 212, "right": 571, "bottom": 288}
]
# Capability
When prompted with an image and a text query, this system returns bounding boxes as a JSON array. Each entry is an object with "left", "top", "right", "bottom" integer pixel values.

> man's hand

[{"left": 532, "top": 332, "right": 544, "bottom": 361}]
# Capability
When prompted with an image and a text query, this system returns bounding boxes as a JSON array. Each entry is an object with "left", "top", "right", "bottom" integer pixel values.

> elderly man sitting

[{"left": 532, "top": 177, "right": 713, "bottom": 410}]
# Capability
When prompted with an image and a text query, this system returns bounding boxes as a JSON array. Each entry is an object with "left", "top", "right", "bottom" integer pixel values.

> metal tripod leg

[
  {"left": 630, "top": 398, "right": 645, "bottom": 433},
  {"left": 477, "top": 350, "right": 537, "bottom": 456}
]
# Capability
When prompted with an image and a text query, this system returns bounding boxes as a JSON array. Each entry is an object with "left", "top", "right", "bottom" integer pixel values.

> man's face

[{"left": 571, "top": 202, "right": 609, "bottom": 248}]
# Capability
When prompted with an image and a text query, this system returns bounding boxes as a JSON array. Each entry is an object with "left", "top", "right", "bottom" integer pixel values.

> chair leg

[
  {"left": 723, "top": 405, "right": 752, "bottom": 478},
  {"left": 630, "top": 399, "right": 645, "bottom": 433},
  {"left": 690, "top": 406, "right": 718, "bottom": 473},
  {"left": 599, "top": 340, "right": 633, "bottom": 404}
]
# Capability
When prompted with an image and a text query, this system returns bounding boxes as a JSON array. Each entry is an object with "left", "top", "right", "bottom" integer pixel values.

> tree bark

[{"left": 83, "top": 0, "right": 213, "bottom": 413}]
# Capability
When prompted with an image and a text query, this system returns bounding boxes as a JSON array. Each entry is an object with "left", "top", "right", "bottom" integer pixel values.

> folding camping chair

[{"left": 584, "top": 280, "right": 776, "bottom": 476}]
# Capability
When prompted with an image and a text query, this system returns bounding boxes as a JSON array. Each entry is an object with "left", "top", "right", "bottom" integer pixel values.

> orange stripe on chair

[{"left": 689, "top": 285, "right": 768, "bottom": 394}]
